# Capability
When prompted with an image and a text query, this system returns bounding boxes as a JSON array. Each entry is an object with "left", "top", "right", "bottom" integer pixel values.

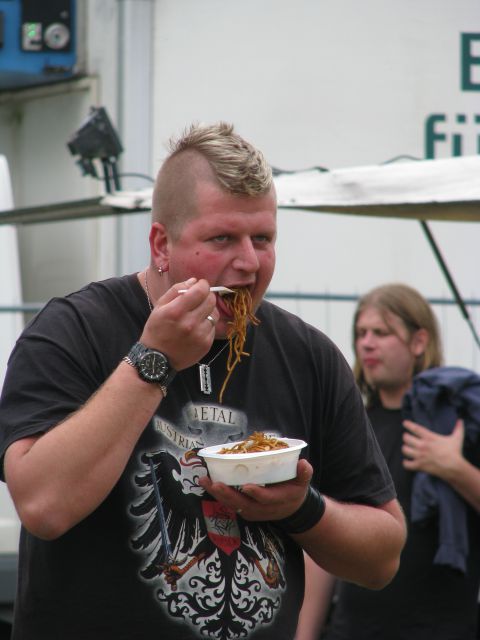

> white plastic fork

[{"left": 177, "top": 286, "right": 234, "bottom": 295}]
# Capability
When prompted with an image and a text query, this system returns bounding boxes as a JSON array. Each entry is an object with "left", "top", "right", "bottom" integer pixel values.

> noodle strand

[{"left": 219, "top": 288, "right": 260, "bottom": 403}]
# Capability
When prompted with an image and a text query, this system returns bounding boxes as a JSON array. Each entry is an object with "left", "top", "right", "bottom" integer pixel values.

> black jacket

[{"left": 403, "top": 366, "right": 480, "bottom": 573}]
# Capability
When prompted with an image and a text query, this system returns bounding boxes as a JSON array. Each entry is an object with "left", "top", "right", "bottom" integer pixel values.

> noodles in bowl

[
  {"left": 198, "top": 434, "right": 307, "bottom": 485},
  {"left": 218, "top": 432, "right": 289, "bottom": 454}
]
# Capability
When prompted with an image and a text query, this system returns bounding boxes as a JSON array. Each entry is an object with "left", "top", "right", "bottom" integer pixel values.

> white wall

[
  {"left": 0, "top": 155, "right": 22, "bottom": 385},
  {"left": 0, "top": 0, "right": 478, "bottom": 371},
  {"left": 150, "top": 0, "right": 480, "bottom": 370},
  {"left": 0, "top": 157, "right": 22, "bottom": 553}
]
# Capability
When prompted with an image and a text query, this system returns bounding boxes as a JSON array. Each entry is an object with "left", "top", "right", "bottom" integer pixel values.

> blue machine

[{"left": 0, "top": 0, "right": 78, "bottom": 90}]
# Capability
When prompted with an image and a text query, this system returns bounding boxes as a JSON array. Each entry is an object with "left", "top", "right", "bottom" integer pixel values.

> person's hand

[
  {"left": 402, "top": 418, "right": 465, "bottom": 480},
  {"left": 198, "top": 458, "right": 313, "bottom": 522},
  {"left": 139, "top": 278, "right": 219, "bottom": 371}
]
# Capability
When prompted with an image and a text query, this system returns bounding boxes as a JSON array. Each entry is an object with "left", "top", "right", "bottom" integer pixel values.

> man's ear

[
  {"left": 411, "top": 328, "right": 429, "bottom": 357},
  {"left": 149, "top": 222, "right": 169, "bottom": 264}
]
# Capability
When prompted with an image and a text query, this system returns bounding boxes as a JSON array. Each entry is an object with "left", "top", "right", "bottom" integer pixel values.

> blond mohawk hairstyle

[{"left": 167, "top": 121, "right": 273, "bottom": 196}]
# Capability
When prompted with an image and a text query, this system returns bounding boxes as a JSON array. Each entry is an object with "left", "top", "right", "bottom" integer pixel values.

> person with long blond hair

[{"left": 297, "top": 283, "right": 480, "bottom": 640}]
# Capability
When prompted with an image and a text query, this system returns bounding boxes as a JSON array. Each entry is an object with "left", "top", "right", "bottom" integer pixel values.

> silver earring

[{"left": 158, "top": 266, "right": 163, "bottom": 276}]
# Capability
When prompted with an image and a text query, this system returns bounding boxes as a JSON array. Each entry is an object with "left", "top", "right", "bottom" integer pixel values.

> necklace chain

[
  {"left": 144, "top": 269, "right": 153, "bottom": 311},
  {"left": 201, "top": 340, "right": 229, "bottom": 366}
]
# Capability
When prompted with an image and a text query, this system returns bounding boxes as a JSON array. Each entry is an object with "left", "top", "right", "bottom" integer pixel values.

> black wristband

[{"left": 276, "top": 485, "right": 326, "bottom": 534}]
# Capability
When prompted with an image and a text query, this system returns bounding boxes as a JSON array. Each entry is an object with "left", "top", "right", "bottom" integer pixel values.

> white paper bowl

[{"left": 198, "top": 437, "right": 307, "bottom": 486}]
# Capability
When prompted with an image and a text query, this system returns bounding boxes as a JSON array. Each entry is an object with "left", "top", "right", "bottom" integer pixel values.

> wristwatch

[{"left": 123, "top": 342, "right": 176, "bottom": 395}]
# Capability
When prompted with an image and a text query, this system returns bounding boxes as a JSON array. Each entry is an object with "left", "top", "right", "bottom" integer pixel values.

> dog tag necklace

[{"left": 198, "top": 341, "right": 229, "bottom": 394}]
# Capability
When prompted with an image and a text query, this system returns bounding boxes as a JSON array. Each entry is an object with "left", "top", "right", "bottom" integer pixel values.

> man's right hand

[{"left": 139, "top": 278, "right": 219, "bottom": 371}]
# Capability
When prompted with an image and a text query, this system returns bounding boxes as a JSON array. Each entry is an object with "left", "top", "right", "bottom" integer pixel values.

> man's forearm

[
  {"left": 295, "top": 497, "right": 406, "bottom": 590},
  {"left": 5, "top": 361, "right": 163, "bottom": 540},
  {"left": 295, "top": 554, "right": 336, "bottom": 640}
]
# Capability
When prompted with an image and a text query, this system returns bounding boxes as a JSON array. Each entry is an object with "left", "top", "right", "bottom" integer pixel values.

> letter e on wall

[{"left": 461, "top": 33, "right": 480, "bottom": 91}]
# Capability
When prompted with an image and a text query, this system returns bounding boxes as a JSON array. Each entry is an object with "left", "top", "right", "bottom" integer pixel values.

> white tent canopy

[
  {"left": 2, "top": 154, "right": 479, "bottom": 225},
  {"left": 94, "top": 154, "right": 480, "bottom": 222},
  {"left": 0, "top": 152, "right": 478, "bottom": 354},
  {"left": 273, "top": 155, "right": 480, "bottom": 222}
]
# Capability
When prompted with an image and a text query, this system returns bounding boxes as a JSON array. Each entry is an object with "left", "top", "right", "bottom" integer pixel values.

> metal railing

[{"left": 2, "top": 291, "right": 480, "bottom": 316}]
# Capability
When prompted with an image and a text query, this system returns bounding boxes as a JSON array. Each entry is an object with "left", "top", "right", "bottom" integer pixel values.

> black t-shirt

[
  {"left": 0, "top": 275, "right": 395, "bottom": 640},
  {"left": 325, "top": 405, "right": 480, "bottom": 640}
]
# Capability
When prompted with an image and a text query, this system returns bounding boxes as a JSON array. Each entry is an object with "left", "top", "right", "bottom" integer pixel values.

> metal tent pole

[{"left": 420, "top": 220, "right": 480, "bottom": 350}]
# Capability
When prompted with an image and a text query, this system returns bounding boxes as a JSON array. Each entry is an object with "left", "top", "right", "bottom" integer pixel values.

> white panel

[
  {"left": 0, "top": 156, "right": 21, "bottom": 554},
  {"left": 151, "top": 0, "right": 480, "bottom": 372},
  {"left": 0, "top": 157, "right": 22, "bottom": 389},
  {"left": 116, "top": 0, "right": 155, "bottom": 275}
]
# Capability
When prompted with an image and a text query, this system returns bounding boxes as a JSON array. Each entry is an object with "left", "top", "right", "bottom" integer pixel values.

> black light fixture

[{"left": 67, "top": 106, "right": 123, "bottom": 193}]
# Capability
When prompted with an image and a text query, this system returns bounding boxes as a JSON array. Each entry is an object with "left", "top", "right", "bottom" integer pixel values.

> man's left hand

[{"left": 198, "top": 458, "right": 313, "bottom": 522}]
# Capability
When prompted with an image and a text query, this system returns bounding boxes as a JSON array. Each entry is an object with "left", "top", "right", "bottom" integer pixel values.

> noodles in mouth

[
  {"left": 219, "top": 431, "right": 288, "bottom": 454},
  {"left": 219, "top": 288, "right": 260, "bottom": 403}
]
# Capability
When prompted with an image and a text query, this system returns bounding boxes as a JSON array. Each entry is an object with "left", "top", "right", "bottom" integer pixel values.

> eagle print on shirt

[{"left": 129, "top": 401, "right": 287, "bottom": 639}]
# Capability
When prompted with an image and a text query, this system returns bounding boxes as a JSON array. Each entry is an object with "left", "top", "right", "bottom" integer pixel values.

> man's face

[
  {"left": 355, "top": 306, "right": 418, "bottom": 401},
  {"left": 166, "top": 181, "right": 277, "bottom": 338}
]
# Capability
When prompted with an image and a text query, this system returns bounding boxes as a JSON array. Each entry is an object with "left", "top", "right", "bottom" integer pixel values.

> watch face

[{"left": 138, "top": 351, "right": 169, "bottom": 383}]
